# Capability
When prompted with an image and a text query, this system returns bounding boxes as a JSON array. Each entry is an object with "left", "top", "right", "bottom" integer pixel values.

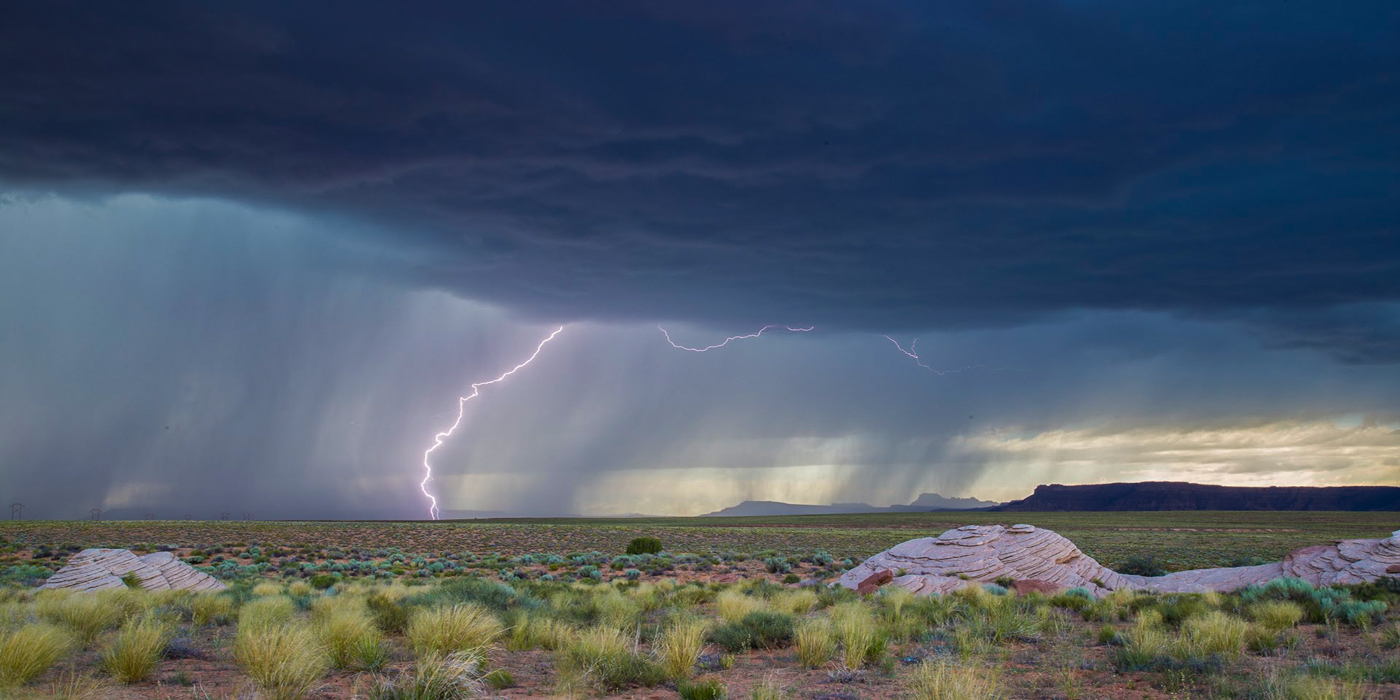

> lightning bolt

[
  {"left": 883, "top": 335, "right": 1002, "bottom": 376},
  {"left": 658, "top": 324, "right": 814, "bottom": 351},
  {"left": 420, "top": 325, "right": 565, "bottom": 520}
]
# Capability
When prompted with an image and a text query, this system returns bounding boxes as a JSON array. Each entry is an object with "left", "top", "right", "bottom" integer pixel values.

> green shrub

[
  {"left": 367, "top": 593, "right": 410, "bottom": 634},
  {"left": 710, "top": 611, "right": 795, "bottom": 652},
  {"left": 1114, "top": 555, "right": 1166, "bottom": 577},
  {"left": 310, "top": 574, "right": 339, "bottom": 590},
  {"left": 626, "top": 538, "right": 664, "bottom": 556},
  {"left": 1249, "top": 600, "right": 1304, "bottom": 632},
  {"left": 679, "top": 678, "right": 728, "bottom": 700},
  {"left": 484, "top": 668, "right": 514, "bottom": 689}
]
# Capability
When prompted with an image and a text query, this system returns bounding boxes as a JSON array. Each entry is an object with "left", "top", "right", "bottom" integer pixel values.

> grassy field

[
  {"left": 1, "top": 513, "right": 1399, "bottom": 698},
  {"left": 1, "top": 511, "right": 1394, "bottom": 573}
]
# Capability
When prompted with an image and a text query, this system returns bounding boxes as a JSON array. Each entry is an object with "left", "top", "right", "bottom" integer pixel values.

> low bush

[
  {"left": 711, "top": 611, "right": 795, "bottom": 652},
  {"left": 36, "top": 593, "right": 124, "bottom": 647},
  {"left": 626, "top": 538, "right": 664, "bottom": 556},
  {"left": 678, "top": 678, "right": 727, "bottom": 700},
  {"left": 318, "top": 609, "right": 384, "bottom": 670}
]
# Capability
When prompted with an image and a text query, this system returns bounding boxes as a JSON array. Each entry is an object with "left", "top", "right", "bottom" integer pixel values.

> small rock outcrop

[
  {"left": 40, "top": 549, "right": 227, "bottom": 593},
  {"left": 838, "top": 524, "right": 1400, "bottom": 597}
]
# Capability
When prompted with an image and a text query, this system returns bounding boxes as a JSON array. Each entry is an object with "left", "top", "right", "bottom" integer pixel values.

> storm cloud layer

[{"left": 1, "top": 3, "right": 1398, "bottom": 518}]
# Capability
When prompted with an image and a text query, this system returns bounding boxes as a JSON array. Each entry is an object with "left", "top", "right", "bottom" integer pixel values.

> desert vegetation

[{"left": 0, "top": 515, "right": 1398, "bottom": 697}]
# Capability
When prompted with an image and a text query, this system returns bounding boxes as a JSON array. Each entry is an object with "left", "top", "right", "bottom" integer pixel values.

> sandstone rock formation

[
  {"left": 40, "top": 549, "right": 227, "bottom": 593},
  {"left": 837, "top": 524, "right": 1400, "bottom": 597}
]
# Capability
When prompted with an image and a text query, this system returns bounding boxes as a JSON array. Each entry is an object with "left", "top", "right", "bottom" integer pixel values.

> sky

[{"left": 1, "top": 2, "right": 1398, "bottom": 519}]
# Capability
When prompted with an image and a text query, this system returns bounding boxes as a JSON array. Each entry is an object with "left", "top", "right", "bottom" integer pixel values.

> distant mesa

[
  {"left": 993, "top": 481, "right": 1400, "bottom": 512},
  {"left": 839, "top": 524, "right": 1400, "bottom": 597},
  {"left": 703, "top": 493, "right": 999, "bottom": 517},
  {"left": 41, "top": 548, "right": 227, "bottom": 593}
]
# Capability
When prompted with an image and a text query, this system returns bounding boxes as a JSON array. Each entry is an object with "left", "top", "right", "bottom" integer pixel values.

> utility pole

[
  {"left": 9, "top": 503, "right": 21, "bottom": 520},
  {"left": 89, "top": 508, "right": 101, "bottom": 521},
  {"left": 220, "top": 512, "right": 229, "bottom": 521}
]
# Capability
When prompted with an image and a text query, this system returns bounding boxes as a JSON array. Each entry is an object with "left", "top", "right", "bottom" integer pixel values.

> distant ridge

[
  {"left": 703, "top": 493, "right": 999, "bottom": 517},
  {"left": 993, "top": 481, "right": 1400, "bottom": 512}
]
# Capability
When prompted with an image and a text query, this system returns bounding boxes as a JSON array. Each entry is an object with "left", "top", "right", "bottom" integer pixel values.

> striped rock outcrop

[
  {"left": 838, "top": 524, "right": 1400, "bottom": 597},
  {"left": 40, "top": 549, "right": 227, "bottom": 593}
]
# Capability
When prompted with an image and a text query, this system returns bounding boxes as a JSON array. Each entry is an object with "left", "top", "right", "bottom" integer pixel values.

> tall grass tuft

[
  {"left": 750, "top": 679, "right": 790, "bottom": 700},
  {"left": 368, "top": 651, "right": 485, "bottom": 700},
  {"left": 35, "top": 593, "right": 124, "bottom": 647},
  {"left": 1180, "top": 611, "right": 1248, "bottom": 659},
  {"left": 1250, "top": 600, "right": 1305, "bottom": 633},
  {"left": 907, "top": 659, "right": 1004, "bottom": 699},
  {"left": 555, "top": 625, "right": 664, "bottom": 691},
  {"left": 830, "top": 603, "right": 878, "bottom": 670},
  {"left": 507, "top": 614, "right": 574, "bottom": 651},
  {"left": 191, "top": 594, "right": 237, "bottom": 626},
  {"left": 1112, "top": 611, "right": 1169, "bottom": 670},
  {"left": 773, "top": 589, "right": 818, "bottom": 616},
  {"left": 794, "top": 618, "right": 836, "bottom": 669},
  {"left": 233, "top": 623, "right": 329, "bottom": 700},
  {"left": 716, "top": 590, "right": 767, "bottom": 623},
  {"left": 655, "top": 618, "right": 709, "bottom": 680},
  {"left": 100, "top": 615, "right": 170, "bottom": 683},
  {"left": 318, "top": 608, "right": 386, "bottom": 670},
  {"left": 407, "top": 604, "right": 504, "bottom": 657},
  {"left": 0, "top": 623, "right": 74, "bottom": 687},
  {"left": 238, "top": 595, "right": 297, "bottom": 632}
]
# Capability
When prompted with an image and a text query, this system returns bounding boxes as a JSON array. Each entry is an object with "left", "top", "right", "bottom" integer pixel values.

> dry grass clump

[
  {"left": 749, "top": 678, "right": 790, "bottom": 700},
  {"left": 0, "top": 623, "right": 74, "bottom": 687},
  {"left": 907, "top": 659, "right": 1004, "bottom": 699},
  {"left": 794, "top": 618, "right": 835, "bottom": 669},
  {"left": 100, "top": 615, "right": 170, "bottom": 683},
  {"left": 233, "top": 622, "right": 328, "bottom": 700},
  {"left": 35, "top": 592, "right": 124, "bottom": 647},
  {"left": 368, "top": 651, "right": 486, "bottom": 700},
  {"left": 655, "top": 618, "right": 709, "bottom": 680},
  {"left": 191, "top": 593, "right": 236, "bottom": 626},
  {"left": 716, "top": 590, "right": 767, "bottom": 623},
  {"left": 407, "top": 604, "right": 504, "bottom": 657}
]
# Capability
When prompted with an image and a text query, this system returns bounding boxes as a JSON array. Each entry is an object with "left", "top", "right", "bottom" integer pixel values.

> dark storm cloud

[{"left": 3, "top": 1, "right": 1399, "bottom": 355}]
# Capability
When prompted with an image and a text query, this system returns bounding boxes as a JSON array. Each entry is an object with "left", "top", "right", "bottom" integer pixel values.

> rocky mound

[
  {"left": 40, "top": 549, "right": 227, "bottom": 593},
  {"left": 838, "top": 524, "right": 1400, "bottom": 597}
]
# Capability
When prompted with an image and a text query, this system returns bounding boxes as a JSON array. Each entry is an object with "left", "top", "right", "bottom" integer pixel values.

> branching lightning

[
  {"left": 884, "top": 335, "right": 1002, "bottom": 375},
  {"left": 658, "top": 324, "right": 814, "bottom": 351},
  {"left": 420, "top": 325, "right": 565, "bottom": 520}
]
